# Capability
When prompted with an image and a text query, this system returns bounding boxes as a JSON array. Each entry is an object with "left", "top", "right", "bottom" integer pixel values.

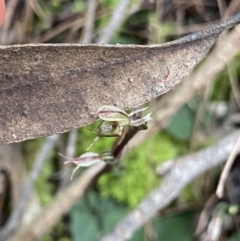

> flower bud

[
  {"left": 97, "top": 105, "right": 129, "bottom": 126},
  {"left": 59, "top": 151, "right": 115, "bottom": 180},
  {"left": 97, "top": 105, "right": 152, "bottom": 127},
  {"left": 59, "top": 152, "right": 103, "bottom": 180}
]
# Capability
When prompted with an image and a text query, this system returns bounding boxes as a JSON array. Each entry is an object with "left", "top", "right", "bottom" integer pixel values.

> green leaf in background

[
  {"left": 131, "top": 210, "right": 196, "bottom": 241},
  {"left": 98, "top": 132, "right": 185, "bottom": 208},
  {"left": 165, "top": 104, "right": 195, "bottom": 141},
  {"left": 70, "top": 191, "right": 129, "bottom": 241},
  {"left": 228, "top": 232, "right": 240, "bottom": 241}
]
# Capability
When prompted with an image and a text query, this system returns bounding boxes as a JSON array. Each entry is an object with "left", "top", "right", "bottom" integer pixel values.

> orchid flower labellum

[{"left": 86, "top": 120, "right": 123, "bottom": 150}]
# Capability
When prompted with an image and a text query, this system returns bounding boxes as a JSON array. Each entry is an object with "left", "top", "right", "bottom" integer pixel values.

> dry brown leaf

[{"left": 0, "top": 13, "right": 240, "bottom": 144}]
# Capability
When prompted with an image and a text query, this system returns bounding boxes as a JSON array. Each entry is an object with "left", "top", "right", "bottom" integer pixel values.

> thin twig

[
  {"left": 228, "top": 64, "right": 240, "bottom": 108},
  {"left": 216, "top": 136, "right": 240, "bottom": 198},
  {"left": 59, "top": 130, "right": 78, "bottom": 189},
  {"left": 28, "top": 0, "right": 50, "bottom": 25},
  {"left": 0, "top": 135, "right": 59, "bottom": 241},
  {"left": 224, "top": 0, "right": 240, "bottom": 19},
  {"left": 34, "top": 15, "right": 84, "bottom": 43},
  {"left": 0, "top": 0, "right": 20, "bottom": 44},
  {"left": 214, "top": 3, "right": 240, "bottom": 199},
  {"left": 217, "top": 0, "right": 226, "bottom": 19},
  {"left": 101, "top": 130, "right": 240, "bottom": 241},
  {"left": 97, "top": 0, "right": 131, "bottom": 43},
  {"left": 80, "top": 0, "right": 97, "bottom": 43},
  {"left": 21, "top": 0, "right": 34, "bottom": 43}
]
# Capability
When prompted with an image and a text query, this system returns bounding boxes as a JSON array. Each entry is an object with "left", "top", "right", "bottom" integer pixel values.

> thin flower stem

[{"left": 216, "top": 136, "right": 240, "bottom": 198}]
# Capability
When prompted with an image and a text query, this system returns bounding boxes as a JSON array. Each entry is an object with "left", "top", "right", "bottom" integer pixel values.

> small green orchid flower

[
  {"left": 87, "top": 105, "right": 152, "bottom": 150},
  {"left": 59, "top": 152, "right": 114, "bottom": 180},
  {"left": 91, "top": 121, "right": 123, "bottom": 137},
  {"left": 86, "top": 121, "right": 123, "bottom": 150}
]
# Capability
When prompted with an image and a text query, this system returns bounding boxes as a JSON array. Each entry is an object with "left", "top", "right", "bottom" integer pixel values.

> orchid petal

[{"left": 130, "top": 113, "right": 152, "bottom": 126}]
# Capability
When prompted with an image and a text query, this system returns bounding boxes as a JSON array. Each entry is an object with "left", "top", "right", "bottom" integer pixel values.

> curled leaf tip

[{"left": 128, "top": 106, "right": 149, "bottom": 117}]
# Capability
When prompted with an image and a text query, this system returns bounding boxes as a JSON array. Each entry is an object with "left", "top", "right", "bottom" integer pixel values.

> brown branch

[
  {"left": 28, "top": 0, "right": 49, "bottom": 21},
  {"left": 216, "top": 136, "right": 240, "bottom": 198},
  {"left": 101, "top": 130, "right": 240, "bottom": 241},
  {"left": 8, "top": 162, "right": 107, "bottom": 241},
  {"left": 34, "top": 15, "right": 84, "bottom": 43}
]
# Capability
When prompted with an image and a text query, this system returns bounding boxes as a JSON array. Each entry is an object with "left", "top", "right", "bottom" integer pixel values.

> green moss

[
  {"left": 98, "top": 132, "right": 185, "bottom": 208},
  {"left": 101, "top": 0, "right": 119, "bottom": 8}
]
